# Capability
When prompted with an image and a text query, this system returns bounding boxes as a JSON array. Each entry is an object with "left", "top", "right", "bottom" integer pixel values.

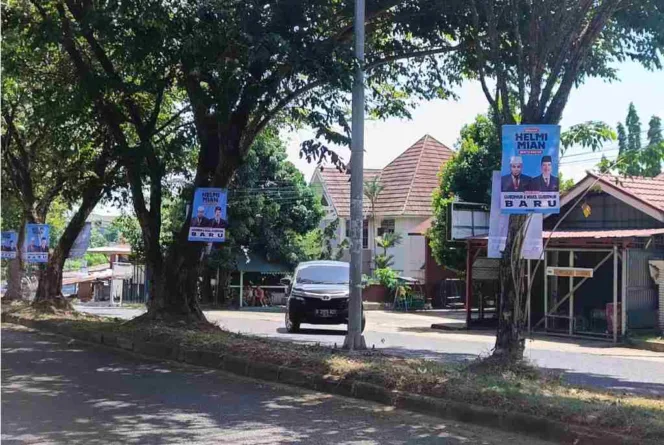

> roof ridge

[{"left": 400, "top": 136, "right": 427, "bottom": 214}]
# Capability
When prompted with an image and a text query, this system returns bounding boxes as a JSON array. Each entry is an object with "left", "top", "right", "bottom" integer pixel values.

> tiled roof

[
  {"left": 589, "top": 172, "right": 664, "bottom": 213},
  {"left": 318, "top": 168, "right": 380, "bottom": 217},
  {"left": 316, "top": 135, "right": 454, "bottom": 217}
]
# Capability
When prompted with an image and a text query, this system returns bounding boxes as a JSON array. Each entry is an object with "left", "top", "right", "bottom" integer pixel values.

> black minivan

[{"left": 283, "top": 261, "right": 365, "bottom": 333}]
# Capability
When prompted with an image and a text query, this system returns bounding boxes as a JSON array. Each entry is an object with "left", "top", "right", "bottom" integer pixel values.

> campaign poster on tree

[
  {"left": 1, "top": 231, "right": 18, "bottom": 260},
  {"left": 24, "top": 224, "right": 50, "bottom": 263},
  {"left": 188, "top": 188, "right": 228, "bottom": 243},
  {"left": 69, "top": 222, "right": 92, "bottom": 258},
  {"left": 500, "top": 125, "right": 560, "bottom": 214}
]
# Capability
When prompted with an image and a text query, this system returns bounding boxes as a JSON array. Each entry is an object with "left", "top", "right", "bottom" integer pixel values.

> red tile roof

[
  {"left": 317, "top": 135, "right": 454, "bottom": 217},
  {"left": 588, "top": 172, "right": 664, "bottom": 213},
  {"left": 318, "top": 168, "right": 381, "bottom": 217}
]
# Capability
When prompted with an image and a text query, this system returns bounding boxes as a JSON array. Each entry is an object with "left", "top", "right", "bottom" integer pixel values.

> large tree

[
  {"left": 29, "top": 0, "right": 469, "bottom": 325},
  {"left": 437, "top": 0, "right": 664, "bottom": 362},
  {"left": 1, "top": 6, "right": 120, "bottom": 305},
  {"left": 430, "top": 113, "right": 500, "bottom": 271}
]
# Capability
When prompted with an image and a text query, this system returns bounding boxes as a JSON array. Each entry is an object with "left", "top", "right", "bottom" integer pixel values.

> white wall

[{"left": 391, "top": 217, "right": 427, "bottom": 279}]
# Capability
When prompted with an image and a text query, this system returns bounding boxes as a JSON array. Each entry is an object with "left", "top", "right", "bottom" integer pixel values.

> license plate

[{"left": 315, "top": 309, "right": 337, "bottom": 317}]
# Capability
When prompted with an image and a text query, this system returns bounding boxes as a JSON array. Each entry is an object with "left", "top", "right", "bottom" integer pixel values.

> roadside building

[{"left": 464, "top": 172, "right": 664, "bottom": 341}]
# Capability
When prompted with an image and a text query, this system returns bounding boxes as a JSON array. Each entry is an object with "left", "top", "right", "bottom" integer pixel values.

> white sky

[
  {"left": 285, "top": 61, "right": 664, "bottom": 183},
  {"left": 96, "top": 61, "right": 663, "bottom": 216}
]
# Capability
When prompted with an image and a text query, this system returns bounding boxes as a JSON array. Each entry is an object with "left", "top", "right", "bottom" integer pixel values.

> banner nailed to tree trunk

[
  {"left": 188, "top": 188, "right": 229, "bottom": 243},
  {"left": 1, "top": 231, "right": 18, "bottom": 259},
  {"left": 500, "top": 125, "right": 561, "bottom": 214},
  {"left": 24, "top": 224, "right": 49, "bottom": 263}
]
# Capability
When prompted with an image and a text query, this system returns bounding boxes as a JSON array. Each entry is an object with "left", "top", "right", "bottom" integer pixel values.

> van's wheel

[
  {"left": 361, "top": 317, "right": 366, "bottom": 333},
  {"left": 285, "top": 311, "right": 300, "bottom": 333}
]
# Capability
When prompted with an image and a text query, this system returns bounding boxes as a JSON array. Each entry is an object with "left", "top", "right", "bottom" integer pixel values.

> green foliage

[
  {"left": 560, "top": 122, "right": 616, "bottom": 154},
  {"left": 373, "top": 268, "right": 399, "bottom": 290},
  {"left": 374, "top": 254, "right": 394, "bottom": 270},
  {"left": 558, "top": 172, "right": 576, "bottom": 193},
  {"left": 374, "top": 232, "right": 403, "bottom": 270},
  {"left": 642, "top": 116, "right": 663, "bottom": 177},
  {"left": 614, "top": 104, "right": 662, "bottom": 177},
  {"left": 430, "top": 113, "right": 499, "bottom": 270}
]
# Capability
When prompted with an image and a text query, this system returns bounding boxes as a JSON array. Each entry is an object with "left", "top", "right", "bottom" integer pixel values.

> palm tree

[
  {"left": 363, "top": 177, "right": 384, "bottom": 271},
  {"left": 374, "top": 232, "right": 403, "bottom": 270}
]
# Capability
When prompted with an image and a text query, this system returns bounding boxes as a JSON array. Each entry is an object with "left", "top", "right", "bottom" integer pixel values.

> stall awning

[
  {"left": 235, "top": 253, "right": 290, "bottom": 274},
  {"left": 468, "top": 228, "right": 664, "bottom": 242},
  {"left": 87, "top": 244, "right": 132, "bottom": 255}
]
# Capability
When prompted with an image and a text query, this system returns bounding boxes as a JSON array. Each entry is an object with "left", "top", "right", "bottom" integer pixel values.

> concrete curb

[
  {"left": 1, "top": 312, "right": 654, "bottom": 445},
  {"left": 627, "top": 339, "right": 664, "bottom": 353}
]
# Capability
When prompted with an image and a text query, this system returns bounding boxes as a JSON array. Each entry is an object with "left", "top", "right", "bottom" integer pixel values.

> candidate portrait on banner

[
  {"left": 1, "top": 231, "right": 18, "bottom": 259},
  {"left": 500, "top": 125, "right": 561, "bottom": 214},
  {"left": 188, "top": 188, "right": 228, "bottom": 242},
  {"left": 24, "top": 224, "right": 50, "bottom": 263}
]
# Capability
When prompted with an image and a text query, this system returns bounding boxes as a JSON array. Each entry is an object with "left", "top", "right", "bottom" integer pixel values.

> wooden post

[
  {"left": 613, "top": 244, "right": 618, "bottom": 343},
  {"left": 544, "top": 250, "right": 548, "bottom": 330},
  {"left": 569, "top": 250, "right": 574, "bottom": 336},
  {"left": 527, "top": 259, "right": 531, "bottom": 334},
  {"left": 239, "top": 271, "right": 244, "bottom": 309},
  {"left": 621, "top": 247, "right": 628, "bottom": 336},
  {"left": 465, "top": 241, "right": 473, "bottom": 327}
]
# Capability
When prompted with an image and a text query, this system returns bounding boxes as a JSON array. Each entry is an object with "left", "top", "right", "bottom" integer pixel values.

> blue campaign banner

[
  {"left": 188, "top": 188, "right": 228, "bottom": 242},
  {"left": 24, "top": 224, "right": 50, "bottom": 263},
  {"left": 500, "top": 125, "right": 560, "bottom": 214},
  {"left": 1, "top": 231, "right": 18, "bottom": 260},
  {"left": 69, "top": 222, "right": 92, "bottom": 258}
]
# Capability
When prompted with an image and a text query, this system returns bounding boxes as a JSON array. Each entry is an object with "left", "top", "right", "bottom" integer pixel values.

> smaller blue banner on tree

[
  {"left": 500, "top": 125, "right": 561, "bottom": 214},
  {"left": 188, "top": 188, "right": 228, "bottom": 243},
  {"left": 69, "top": 222, "right": 92, "bottom": 258},
  {"left": 1, "top": 231, "right": 18, "bottom": 260},
  {"left": 24, "top": 224, "right": 50, "bottom": 263}
]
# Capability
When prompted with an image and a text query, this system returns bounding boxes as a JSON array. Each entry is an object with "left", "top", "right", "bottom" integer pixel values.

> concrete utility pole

[{"left": 344, "top": 0, "right": 367, "bottom": 350}]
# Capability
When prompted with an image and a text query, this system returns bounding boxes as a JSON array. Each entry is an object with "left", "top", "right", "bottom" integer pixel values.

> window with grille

[{"left": 377, "top": 219, "right": 395, "bottom": 236}]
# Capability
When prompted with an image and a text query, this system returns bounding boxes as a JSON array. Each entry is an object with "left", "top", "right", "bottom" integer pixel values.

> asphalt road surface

[
  {"left": 76, "top": 306, "right": 664, "bottom": 396},
  {"left": 1, "top": 324, "right": 554, "bottom": 445}
]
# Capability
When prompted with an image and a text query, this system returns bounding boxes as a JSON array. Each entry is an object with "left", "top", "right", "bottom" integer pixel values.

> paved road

[
  {"left": 77, "top": 306, "right": 664, "bottom": 396},
  {"left": 1, "top": 324, "right": 553, "bottom": 445}
]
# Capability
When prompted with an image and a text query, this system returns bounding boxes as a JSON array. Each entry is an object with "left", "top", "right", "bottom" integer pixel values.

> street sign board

[{"left": 546, "top": 267, "right": 594, "bottom": 278}]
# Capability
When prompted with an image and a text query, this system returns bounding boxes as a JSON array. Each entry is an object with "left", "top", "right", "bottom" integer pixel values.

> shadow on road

[
  {"left": 548, "top": 368, "right": 664, "bottom": 397},
  {"left": 1, "top": 324, "right": 538, "bottom": 445}
]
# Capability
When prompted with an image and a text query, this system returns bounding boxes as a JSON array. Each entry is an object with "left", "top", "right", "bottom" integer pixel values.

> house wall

[
  {"left": 390, "top": 217, "right": 428, "bottom": 279},
  {"left": 627, "top": 248, "right": 663, "bottom": 329}
]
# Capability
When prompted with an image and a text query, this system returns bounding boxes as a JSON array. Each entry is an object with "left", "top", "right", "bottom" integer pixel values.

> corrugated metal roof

[
  {"left": 317, "top": 135, "right": 454, "bottom": 217},
  {"left": 87, "top": 244, "right": 132, "bottom": 255},
  {"left": 235, "top": 253, "right": 290, "bottom": 274},
  {"left": 547, "top": 228, "right": 664, "bottom": 239},
  {"left": 469, "top": 228, "right": 664, "bottom": 240}
]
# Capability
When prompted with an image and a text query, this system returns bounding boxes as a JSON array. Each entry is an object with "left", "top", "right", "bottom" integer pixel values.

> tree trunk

[
  {"left": 200, "top": 266, "right": 213, "bottom": 305},
  {"left": 493, "top": 214, "right": 528, "bottom": 362},
  {"left": 34, "top": 185, "right": 103, "bottom": 304},
  {"left": 135, "top": 145, "right": 240, "bottom": 327},
  {"left": 4, "top": 219, "right": 26, "bottom": 300}
]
